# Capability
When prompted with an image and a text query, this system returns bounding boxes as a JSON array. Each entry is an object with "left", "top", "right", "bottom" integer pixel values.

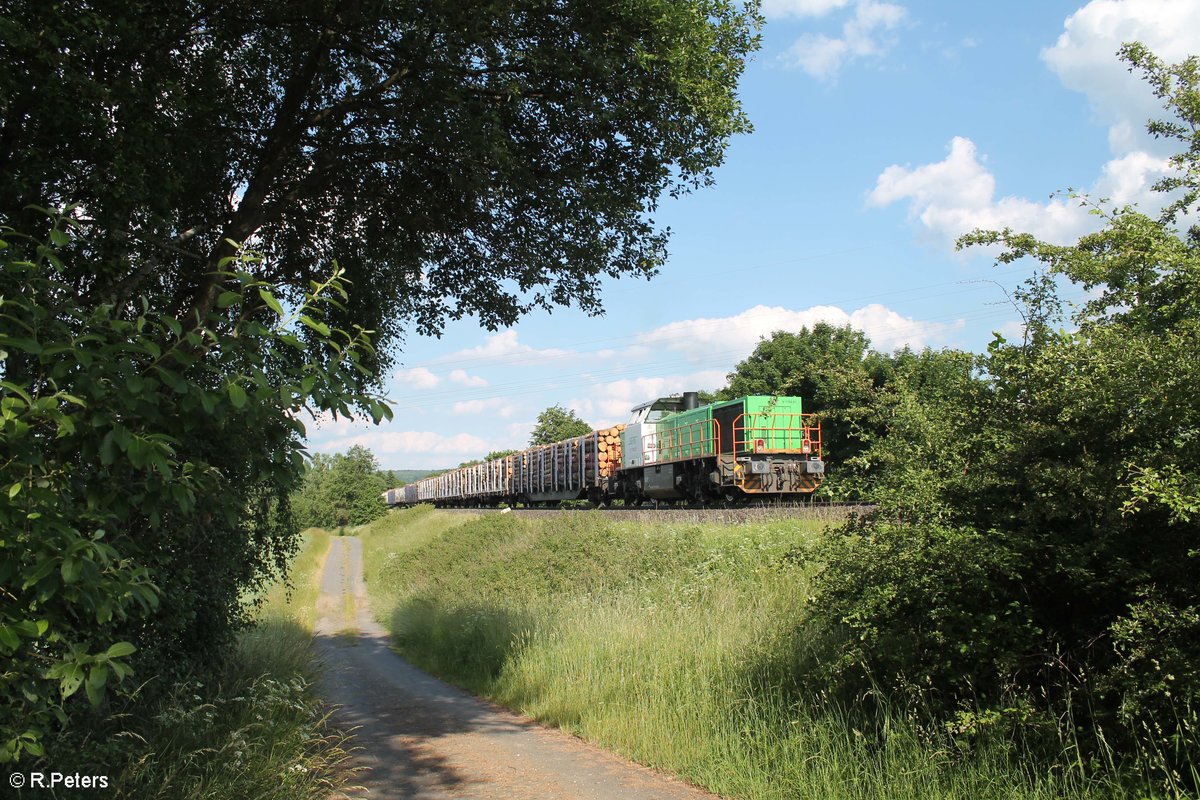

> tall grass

[
  {"left": 92, "top": 528, "right": 353, "bottom": 799},
  {"left": 358, "top": 509, "right": 1128, "bottom": 800},
  {"left": 359, "top": 505, "right": 478, "bottom": 617}
]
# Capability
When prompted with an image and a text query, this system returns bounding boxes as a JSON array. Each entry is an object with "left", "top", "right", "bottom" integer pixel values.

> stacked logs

[
  {"left": 593, "top": 425, "right": 625, "bottom": 478},
  {"left": 518, "top": 425, "right": 627, "bottom": 492}
]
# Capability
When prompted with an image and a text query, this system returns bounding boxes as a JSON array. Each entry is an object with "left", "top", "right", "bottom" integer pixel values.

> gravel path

[{"left": 313, "top": 536, "right": 719, "bottom": 800}]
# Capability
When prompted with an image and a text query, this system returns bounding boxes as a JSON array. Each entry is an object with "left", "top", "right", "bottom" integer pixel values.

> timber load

[{"left": 511, "top": 425, "right": 626, "bottom": 500}]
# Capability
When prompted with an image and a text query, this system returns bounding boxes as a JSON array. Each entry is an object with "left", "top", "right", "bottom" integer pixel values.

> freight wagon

[{"left": 384, "top": 392, "right": 823, "bottom": 507}]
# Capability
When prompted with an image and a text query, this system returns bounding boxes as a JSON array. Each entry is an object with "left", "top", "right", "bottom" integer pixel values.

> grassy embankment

[
  {"left": 359, "top": 505, "right": 1127, "bottom": 800},
  {"left": 105, "top": 528, "right": 351, "bottom": 799}
]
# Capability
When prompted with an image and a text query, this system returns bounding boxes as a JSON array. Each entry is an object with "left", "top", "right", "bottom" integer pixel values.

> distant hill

[{"left": 381, "top": 469, "right": 441, "bottom": 486}]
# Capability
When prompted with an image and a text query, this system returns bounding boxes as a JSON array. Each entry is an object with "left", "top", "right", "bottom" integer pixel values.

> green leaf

[
  {"left": 299, "top": 315, "right": 331, "bottom": 337},
  {"left": 59, "top": 664, "right": 83, "bottom": 699},
  {"left": 150, "top": 452, "right": 171, "bottom": 478},
  {"left": 216, "top": 290, "right": 242, "bottom": 309},
  {"left": 61, "top": 557, "right": 80, "bottom": 584},
  {"left": 7, "top": 482, "right": 19, "bottom": 499},
  {"left": 0, "top": 380, "right": 33, "bottom": 403},
  {"left": 258, "top": 287, "right": 284, "bottom": 315},
  {"left": 11, "top": 620, "right": 38, "bottom": 637},
  {"left": 105, "top": 642, "right": 136, "bottom": 659},
  {"left": 85, "top": 664, "right": 109, "bottom": 706},
  {"left": 0, "top": 625, "right": 19, "bottom": 651},
  {"left": 125, "top": 436, "right": 147, "bottom": 468},
  {"left": 99, "top": 430, "right": 117, "bottom": 465},
  {"left": 228, "top": 382, "right": 247, "bottom": 408},
  {"left": 49, "top": 228, "right": 70, "bottom": 247},
  {"left": 21, "top": 558, "right": 56, "bottom": 588}
]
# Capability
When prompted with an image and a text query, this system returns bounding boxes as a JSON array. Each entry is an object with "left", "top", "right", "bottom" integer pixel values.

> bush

[
  {"left": 0, "top": 213, "right": 386, "bottom": 762},
  {"left": 804, "top": 516, "right": 1041, "bottom": 708},
  {"left": 796, "top": 46, "right": 1200, "bottom": 793}
]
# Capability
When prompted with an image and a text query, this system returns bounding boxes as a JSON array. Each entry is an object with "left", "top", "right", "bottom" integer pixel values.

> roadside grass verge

[
  {"left": 80, "top": 528, "right": 353, "bottom": 800},
  {"left": 359, "top": 509, "right": 1128, "bottom": 800},
  {"left": 358, "top": 505, "right": 478, "bottom": 618}
]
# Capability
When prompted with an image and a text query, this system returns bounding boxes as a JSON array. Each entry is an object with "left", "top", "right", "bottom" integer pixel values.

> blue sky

[{"left": 310, "top": 0, "right": 1200, "bottom": 471}]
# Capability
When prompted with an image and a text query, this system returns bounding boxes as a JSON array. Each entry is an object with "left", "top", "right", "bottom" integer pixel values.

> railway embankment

[{"left": 348, "top": 506, "right": 1117, "bottom": 800}]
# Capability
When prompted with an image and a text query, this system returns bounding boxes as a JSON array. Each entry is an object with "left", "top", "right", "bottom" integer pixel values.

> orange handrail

[{"left": 731, "top": 413, "right": 822, "bottom": 458}]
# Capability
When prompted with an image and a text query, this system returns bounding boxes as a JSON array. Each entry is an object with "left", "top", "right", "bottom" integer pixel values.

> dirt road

[{"left": 313, "top": 536, "right": 719, "bottom": 800}]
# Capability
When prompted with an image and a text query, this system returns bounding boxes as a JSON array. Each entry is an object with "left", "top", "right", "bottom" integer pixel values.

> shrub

[{"left": 0, "top": 212, "right": 386, "bottom": 762}]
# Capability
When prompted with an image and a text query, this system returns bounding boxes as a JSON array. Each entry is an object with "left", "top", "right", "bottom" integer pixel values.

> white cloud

[
  {"left": 448, "top": 368, "right": 488, "bottom": 387},
  {"left": 573, "top": 371, "right": 730, "bottom": 425},
  {"left": 867, "top": 2, "right": 1200, "bottom": 251},
  {"left": 994, "top": 319, "right": 1028, "bottom": 345},
  {"left": 451, "top": 398, "right": 516, "bottom": 417},
  {"left": 763, "top": 0, "right": 851, "bottom": 18},
  {"left": 638, "top": 303, "right": 958, "bottom": 364},
  {"left": 785, "top": 35, "right": 850, "bottom": 79},
  {"left": 392, "top": 366, "right": 440, "bottom": 390},
  {"left": 1041, "top": 0, "right": 1200, "bottom": 154},
  {"left": 1095, "top": 149, "right": 1175, "bottom": 206},
  {"left": 318, "top": 429, "right": 491, "bottom": 459},
  {"left": 868, "top": 136, "right": 1095, "bottom": 246},
  {"left": 436, "top": 330, "right": 572, "bottom": 365},
  {"left": 301, "top": 410, "right": 365, "bottom": 438},
  {"left": 867, "top": 136, "right": 1179, "bottom": 249},
  {"left": 781, "top": 0, "right": 907, "bottom": 80},
  {"left": 504, "top": 421, "right": 534, "bottom": 443}
]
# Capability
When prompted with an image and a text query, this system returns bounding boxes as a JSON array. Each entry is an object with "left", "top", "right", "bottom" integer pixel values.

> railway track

[{"left": 425, "top": 501, "right": 875, "bottom": 524}]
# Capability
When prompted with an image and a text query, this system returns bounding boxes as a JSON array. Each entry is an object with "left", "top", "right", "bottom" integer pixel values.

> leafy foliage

[
  {"left": 0, "top": 0, "right": 763, "bottom": 767},
  {"left": 799, "top": 45, "right": 1200, "bottom": 793},
  {"left": 291, "top": 446, "right": 388, "bottom": 529},
  {"left": 846, "top": 346, "right": 986, "bottom": 515},
  {"left": 529, "top": 404, "right": 592, "bottom": 445},
  {"left": 0, "top": 213, "right": 385, "bottom": 762},
  {"left": 0, "top": 1, "right": 761, "bottom": 354},
  {"left": 721, "top": 323, "right": 979, "bottom": 499}
]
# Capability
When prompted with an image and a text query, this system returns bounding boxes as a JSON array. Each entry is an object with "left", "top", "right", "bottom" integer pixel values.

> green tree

[
  {"left": 846, "top": 346, "right": 985, "bottom": 514},
  {"left": 723, "top": 323, "right": 874, "bottom": 399},
  {"left": 292, "top": 453, "right": 334, "bottom": 528},
  {"left": 293, "top": 447, "right": 388, "bottom": 528},
  {"left": 721, "top": 323, "right": 889, "bottom": 496},
  {"left": 326, "top": 446, "right": 388, "bottom": 526},
  {"left": 804, "top": 45, "right": 1200, "bottom": 790},
  {"left": 485, "top": 449, "right": 520, "bottom": 461},
  {"left": 0, "top": 219, "right": 384, "bottom": 762},
  {"left": 0, "top": 3, "right": 761, "bottom": 765},
  {"left": 0, "top": 1, "right": 762, "bottom": 355},
  {"left": 529, "top": 405, "right": 592, "bottom": 445}
]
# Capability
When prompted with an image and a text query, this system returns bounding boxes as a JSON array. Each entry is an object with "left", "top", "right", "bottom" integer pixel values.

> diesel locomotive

[{"left": 382, "top": 392, "right": 824, "bottom": 507}]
